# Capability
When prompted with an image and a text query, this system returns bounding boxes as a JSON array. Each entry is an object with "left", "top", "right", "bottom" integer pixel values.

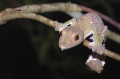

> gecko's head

[{"left": 59, "top": 26, "right": 84, "bottom": 50}]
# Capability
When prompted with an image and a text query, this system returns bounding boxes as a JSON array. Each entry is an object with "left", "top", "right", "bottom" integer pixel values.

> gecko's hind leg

[
  {"left": 91, "top": 36, "right": 107, "bottom": 55},
  {"left": 85, "top": 33, "right": 106, "bottom": 55}
]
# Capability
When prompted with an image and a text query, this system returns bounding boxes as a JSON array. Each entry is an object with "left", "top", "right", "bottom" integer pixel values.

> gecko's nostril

[{"left": 74, "top": 34, "right": 79, "bottom": 41}]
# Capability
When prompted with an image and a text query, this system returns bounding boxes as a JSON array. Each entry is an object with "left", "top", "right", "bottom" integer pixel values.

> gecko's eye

[{"left": 74, "top": 34, "right": 79, "bottom": 41}]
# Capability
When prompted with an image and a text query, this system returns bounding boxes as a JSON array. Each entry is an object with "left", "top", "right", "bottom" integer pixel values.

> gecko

[
  {"left": 55, "top": 12, "right": 108, "bottom": 55},
  {"left": 55, "top": 12, "right": 107, "bottom": 73}
]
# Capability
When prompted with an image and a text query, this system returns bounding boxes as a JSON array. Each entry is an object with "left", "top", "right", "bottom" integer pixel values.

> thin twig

[
  {"left": 0, "top": 10, "right": 56, "bottom": 28},
  {"left": 13, "top": 2, "right": 81, "bottom": 13},
  {"left": 12, "top": 2, "right": 120, "bottom": 30},
  {"left": 83, "top": 40, "right": 120, "bottom": 61},
  {"left": 107, "top": 30, "right": 120, "bottom": 44}
]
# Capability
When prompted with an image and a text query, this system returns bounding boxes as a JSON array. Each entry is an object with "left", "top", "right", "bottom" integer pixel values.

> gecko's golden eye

[{"left": 74, "top": 34, "right": 79, "bottom": 41}]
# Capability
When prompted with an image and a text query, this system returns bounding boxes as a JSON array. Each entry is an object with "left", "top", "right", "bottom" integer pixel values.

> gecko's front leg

[
  {"left": 87, "top": 35, "right": 106, "bottom": 55},
  {"left": 55, "top": 18, "right": 76, "bottom": 32}
]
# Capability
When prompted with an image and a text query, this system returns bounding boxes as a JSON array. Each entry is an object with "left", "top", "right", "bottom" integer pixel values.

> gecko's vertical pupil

[{"left": 74, "top": 34, "right": 79, "bottom": 41}]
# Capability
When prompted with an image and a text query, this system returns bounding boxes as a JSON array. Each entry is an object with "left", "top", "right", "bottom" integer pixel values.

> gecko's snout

[
  {"left": 59, "top": 44, "right": 67, "bottom": 50},
  {"left": 60, "top": 47, "right": 66, "bottom": 51}
]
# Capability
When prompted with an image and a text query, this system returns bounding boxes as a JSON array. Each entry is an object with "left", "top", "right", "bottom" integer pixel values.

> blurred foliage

[{"left": 0, "top": 0, "right": 120, "bottom": 79}]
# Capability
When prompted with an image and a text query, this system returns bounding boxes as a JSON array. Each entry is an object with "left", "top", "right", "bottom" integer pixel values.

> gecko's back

[
  {"left": 76, "top": 13, "right": 106, "bottom": 38},
  {"left": 58, "top": 12, "right": 107, "bottom": 52}
]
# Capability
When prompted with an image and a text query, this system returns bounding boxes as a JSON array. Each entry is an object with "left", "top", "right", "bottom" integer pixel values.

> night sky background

[{"left": 0, "top": 0, "right": 120, "bottom": 79}]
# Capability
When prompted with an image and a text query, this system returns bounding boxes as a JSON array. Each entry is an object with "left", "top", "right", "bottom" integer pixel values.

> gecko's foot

[
  {"left": 91, "top": 46, "right": 105, "bottom": 55},
  {"left": 85, "top": 55, "right": 105, "bottom": 73}
]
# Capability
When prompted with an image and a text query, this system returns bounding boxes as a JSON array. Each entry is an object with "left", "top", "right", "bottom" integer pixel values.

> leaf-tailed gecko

[
  {"left": 55, "top": 12, "right": 108, "bottom": 55},
  {"left": 55, "top": 12, "right": 107, "bottom": 73}
]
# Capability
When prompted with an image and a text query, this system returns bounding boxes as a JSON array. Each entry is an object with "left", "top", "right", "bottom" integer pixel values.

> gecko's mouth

[
  {"left": 60, "top": 46, "right": 67, "bottom": 50},
  {"left": 59, "top": 44, "right": 69, "bottom": 50},
  {"left": 59, "top": 44, "right": 74, "bottom": 51}
]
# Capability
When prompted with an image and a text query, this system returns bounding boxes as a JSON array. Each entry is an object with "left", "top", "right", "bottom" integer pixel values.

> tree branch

[
  {"left": 0, "top": 9, "right": 56, "bottom": 28},
  {"left": 11, "top": 2, "right": 120, "bottom": 30},
  {"left": 13, "top": 2, "right": 81, "bottom": 13},
  {"left": 107, "top": 30, "right": 120, "bottom": 44},
  {"left": 0, "top": 2, "right": 120, "bottom": 61},
  {"left": 83, "top": 40, "right": 120, "bottom": 61},
  {"left": 10, "top": 2, "right": 120, "bottom": 44}
]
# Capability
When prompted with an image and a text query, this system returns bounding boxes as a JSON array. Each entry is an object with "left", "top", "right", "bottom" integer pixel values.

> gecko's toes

[
  {"left": 85, "top": 55, "right": 105, "bottom": 73},
  {"left": 86, "top": 59, "right": 104, "bottom": 73}
]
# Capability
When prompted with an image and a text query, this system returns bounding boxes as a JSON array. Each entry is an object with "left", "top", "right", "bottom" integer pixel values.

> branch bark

[{"left": 0, "top": 8, "right": 56, "bottom": 28}]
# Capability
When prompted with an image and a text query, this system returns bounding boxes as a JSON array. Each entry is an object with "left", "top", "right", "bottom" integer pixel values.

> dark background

[{"left": 0, "top": 0, "right": 120, "bottom": 79}]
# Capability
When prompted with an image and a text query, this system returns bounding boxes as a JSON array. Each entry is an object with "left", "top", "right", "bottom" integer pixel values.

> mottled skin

[{"left": 55, "top": 13, "right": 108, "bottom": 55}]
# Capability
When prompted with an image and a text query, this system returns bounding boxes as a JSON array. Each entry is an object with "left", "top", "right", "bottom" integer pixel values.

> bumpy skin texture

[
  {"left": 76, "top": 13, "right": 108, "bottom": 55},
  {"left": 56, "top": 13, "right": 108, "bottom": 55}
]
